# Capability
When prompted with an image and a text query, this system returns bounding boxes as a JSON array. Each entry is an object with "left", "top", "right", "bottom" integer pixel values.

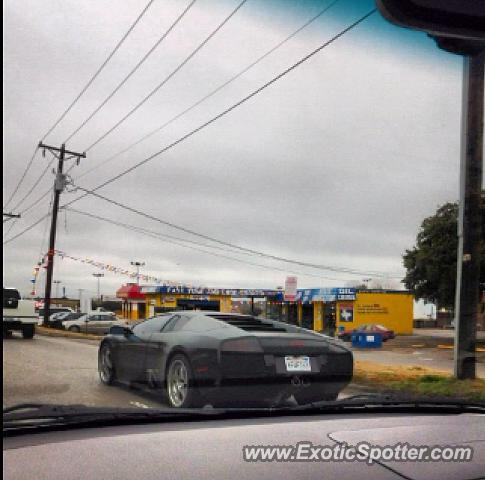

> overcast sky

[{"left": 3, "top": 0, "right": 471, "bottom": 315}]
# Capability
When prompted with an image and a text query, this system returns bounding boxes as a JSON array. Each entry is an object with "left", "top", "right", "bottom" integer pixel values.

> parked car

[
  {"left": 2, "top": 287, "right": 37, "bottom": 339},
  {"left": 98, "top": 311, "right": 353, "bottom": 408},
  {"left": 63, "top": 312, "right": 128, "bottom": 334},
  {"left": 49, "top": 311, "right": 85, "bottom": 329},
  {"left": 37, "top": 307, "right": 74, "bottom": 325},
  {"left": 338, "top": 324, "right": 395, "bottom": 342}
]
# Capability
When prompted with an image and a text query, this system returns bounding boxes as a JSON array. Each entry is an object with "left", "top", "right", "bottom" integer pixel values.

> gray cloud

[{"left": 3, "top": 0, "right": 467, "bottom": 320}]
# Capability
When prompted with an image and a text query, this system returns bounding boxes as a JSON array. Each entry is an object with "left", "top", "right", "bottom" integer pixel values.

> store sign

[
  {"left": 284, "top": 277, "right": 298, "bottom": 301},
  {"left": 144, "top": 286, "right": 283, "bottom": 298},
  {"left": 357, "top": 303, "right": 389, "bottom": 315},
  {"left": 339, "top": 302, "right": 354, "bottom": 322},
  {"left": 295, "top": 288, "right": 356, "bottom": 304}
]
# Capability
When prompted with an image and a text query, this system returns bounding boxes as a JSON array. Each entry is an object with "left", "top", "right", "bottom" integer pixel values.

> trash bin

[{"left": 351, "top": 332, "right": 383, "bottom": 348}]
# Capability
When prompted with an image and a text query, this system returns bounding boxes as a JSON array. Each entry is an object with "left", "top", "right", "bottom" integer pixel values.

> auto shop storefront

[
  {"left": 288, "top": 288, "right": 413, "bottom": 335},
  {"left": 116, "top": 283, "right": 146, "bottom": 321},
  {"left": 141, "top": 286, "right": 284, "bottom": 316}
]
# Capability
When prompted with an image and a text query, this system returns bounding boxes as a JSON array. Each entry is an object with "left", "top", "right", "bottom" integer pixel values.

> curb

[{"left": 36, "top": 326, "right": 102, "bottom": 341}]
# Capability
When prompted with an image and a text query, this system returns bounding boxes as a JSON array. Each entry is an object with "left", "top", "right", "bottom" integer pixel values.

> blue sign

[
  {"left": 295, "top": 288, "right": 356, "bottom": 303},
  {"left": 141, "top": 285, "right": 283, "bottom": 299}
]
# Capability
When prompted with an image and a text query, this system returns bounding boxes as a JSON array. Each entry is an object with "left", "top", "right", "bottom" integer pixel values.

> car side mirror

[{"left": 109, "top": 325, "right": 131, "bottom": 336}]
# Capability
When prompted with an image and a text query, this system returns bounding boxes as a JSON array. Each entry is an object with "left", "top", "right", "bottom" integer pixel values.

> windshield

[{"left": 3, "top": 0, "right": 484, "bottom": 419}]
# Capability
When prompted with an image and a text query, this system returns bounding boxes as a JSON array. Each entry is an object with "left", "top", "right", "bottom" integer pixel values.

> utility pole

[
  {"left": 453, "top": 50, "right": 484, "bottom": 380},
  {"left": 53, "top": 280, "right": 61, "bottom": 299},
  {"left": 40, "top": 142, "right": 85, "bottom": 327},
  {"left": 78, "top": 289, "right": 84, "bottom": 313},
  {"left": 93, "top": 273, "right": 104, "bottom": 300},
  {"left": 130, "top": 261, "right": 145, "bottom": 286}
]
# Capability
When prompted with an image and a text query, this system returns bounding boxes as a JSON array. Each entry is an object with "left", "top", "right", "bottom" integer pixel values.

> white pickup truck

[{"left": 3, "top": 287, "right": 37, "bottom": 339}]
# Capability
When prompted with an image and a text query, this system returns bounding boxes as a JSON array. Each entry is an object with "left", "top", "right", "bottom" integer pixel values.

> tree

[{"left": 403, "top": 195, "right": 485, "bottom": 310}]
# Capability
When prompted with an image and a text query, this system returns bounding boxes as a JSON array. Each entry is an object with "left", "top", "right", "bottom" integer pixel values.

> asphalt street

[{"left": 4, "top": 333, "right": 370, "bottom": 409}]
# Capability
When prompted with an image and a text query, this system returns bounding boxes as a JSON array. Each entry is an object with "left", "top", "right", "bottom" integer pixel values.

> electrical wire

[
  {"left": 63, "top": 0, "right": 198, "bottom": 143},
  {"left": 3, "top": 217, "right": 18, "bottom": 237},
  {"left": 3, "top": 212, "right": 50, "bottom": 246},
  {"left": 75, "top": 0, "right": 341, "bottom": 181},
  {"left": 41, "top": 0, "right": 156, "bottom": 142},
  {"left": 3, "top": 146, "right": 39, "bottom": 210},
  {"left": 9, "top": 156, "right": 56, "bottom": 213},
  {"left": 70, "top": 183, "right": 403, "bottom": 279},
  {"left": 82, "top": 0, "right": 248, "bottom": 152},
  {"left": 64, "top": 206, "right": 352, "bottom": 282},
  {"left": 5, "top": 8, "right": 384, "bottom": 283},
  {"left": 64, "top": 206, "right": 255, "bottom": 257},
  {"left": 64, "top": 9, "right": 377, "bottom": 210}
]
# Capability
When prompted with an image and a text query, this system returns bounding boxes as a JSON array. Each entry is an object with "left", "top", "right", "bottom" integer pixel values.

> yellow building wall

[
  {"left": 313, "top": 302, "right": 323, "bottom": 331},
  {"left": 336, "top": 292, "right": 413, "bottom": 335}
]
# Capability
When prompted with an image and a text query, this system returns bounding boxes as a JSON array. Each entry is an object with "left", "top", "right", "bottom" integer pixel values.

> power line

[
  {"left": 41, "top": 0, "right": 156, "bottom": 142},
  {"left": 10, "top": 156, "right": 56, "bottom": 213},
  {"left": 3, "top": 146, "right": 39, "bottom": 210},
  {"left": 3, "top": 217, "right": 19, "bottom": 238},
  {"left": 3, "top": 212, "right": 50, "bottom": 246},
  {"left": 61, "top": 9, "right": 378, "bottom": 224},
  {"left": 63, "top": 0, "right": 198, "bottom": 144},
  {"left": 64, "top": 206, "right": 351, "bottom": 282},
  {"left": 64, "top": 206, "right": 255, "bottom": 257},
  {"left": 70, "top": 182, "right": 402, "bottom": 279},
  {"left": 82, "top": 0, "right": 248, "bottom": 152},
  {"left": 18, "top": 186, "right": 52, "bottom": 216},
  {"left": 75, "top": 0, "right": 341, "bottom": 181},
  {"left": 5, "top": 10, "right": 379, "bottom": 257}
]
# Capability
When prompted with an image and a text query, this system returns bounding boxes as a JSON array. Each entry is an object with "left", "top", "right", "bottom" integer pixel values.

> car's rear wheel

[
  {"left": 166, "top": 354, "right": 201, "bottom": 408},
  {"left": 294, "top": 387, "right": 338, "bottom": 405},
  {"left": 68, "top": 325, "right": 80, "bottom": 333},
  {"left": 22, "top": 325, "right": 35, "bottom": 339},
  {"left": 98, "top": 343, "right": 116, "bottom": 385}
]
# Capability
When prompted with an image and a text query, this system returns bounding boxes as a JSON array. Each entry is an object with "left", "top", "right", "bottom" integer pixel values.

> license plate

[{"left": 285, "top": 355, "right": 311, "bottom": 372}]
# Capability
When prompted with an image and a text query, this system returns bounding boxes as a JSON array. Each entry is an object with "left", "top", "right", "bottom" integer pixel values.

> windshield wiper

[
  {"left": 292, "top": 393, "right": 485, "bottom": 412},
  {"left": 3, "top": 403, "right": 223, "bottom": 432},
  {"left": 4, "top": 396, "right": 484, "bottom": 435}
]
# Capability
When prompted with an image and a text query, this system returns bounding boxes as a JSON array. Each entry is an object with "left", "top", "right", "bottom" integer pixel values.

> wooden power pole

[{"left": 39, "top": 142, "right": 85, "bottom": 326}]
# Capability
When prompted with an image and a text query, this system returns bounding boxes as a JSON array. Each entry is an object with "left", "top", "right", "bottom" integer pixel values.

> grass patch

[{"left": 354, "top": 360, "right": 485, "bottom": 402}]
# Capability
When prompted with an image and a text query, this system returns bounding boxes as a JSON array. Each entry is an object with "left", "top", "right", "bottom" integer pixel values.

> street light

[
  {"left": 92, "top": 273, "right": 104, "bottom": 300},
  {"left": 130, "top": 261, "right": 146, "bottom": 286},
  {"left": 53, "top": 280, "right": 61, "bottom": 299}
]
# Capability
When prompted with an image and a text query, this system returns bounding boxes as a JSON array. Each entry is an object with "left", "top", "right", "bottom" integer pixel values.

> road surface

[{"left": 3, "top": 333, "right": 368, "bottom": 409}]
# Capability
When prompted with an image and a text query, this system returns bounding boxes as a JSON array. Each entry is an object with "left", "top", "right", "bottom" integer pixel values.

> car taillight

[{"left": 221, "top": 338, "right": 263, "bottom": 353}]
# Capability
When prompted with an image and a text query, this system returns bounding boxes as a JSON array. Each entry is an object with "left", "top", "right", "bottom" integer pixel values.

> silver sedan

[{"left": 63, "top": 314, "right": 129, "bottom": 335}]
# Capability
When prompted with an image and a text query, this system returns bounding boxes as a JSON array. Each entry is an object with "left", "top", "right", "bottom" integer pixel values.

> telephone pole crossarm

[{"left": 38, "top": 141, "right": 86, "bottom": 160}]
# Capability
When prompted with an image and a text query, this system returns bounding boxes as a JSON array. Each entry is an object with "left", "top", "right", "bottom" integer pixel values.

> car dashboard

[{"left": 4, "top": 411, "right": 485, "bottom": 480}]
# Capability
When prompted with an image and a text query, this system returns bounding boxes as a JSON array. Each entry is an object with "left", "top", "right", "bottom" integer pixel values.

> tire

[
  {"left": 68, "top": 325, "right": 80, "bottom": 333},
  {"left": 294, "top": 388, "right": 338, "bottom": 406},
  {"left": 98, "top": 343, "right": 116, "bottom": 385},
  {"left": 165, "top": 354, "right": 201, "bottom": 408},
  {"left": 22, "top": 325, "right": 35, "bottom": 339}
]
